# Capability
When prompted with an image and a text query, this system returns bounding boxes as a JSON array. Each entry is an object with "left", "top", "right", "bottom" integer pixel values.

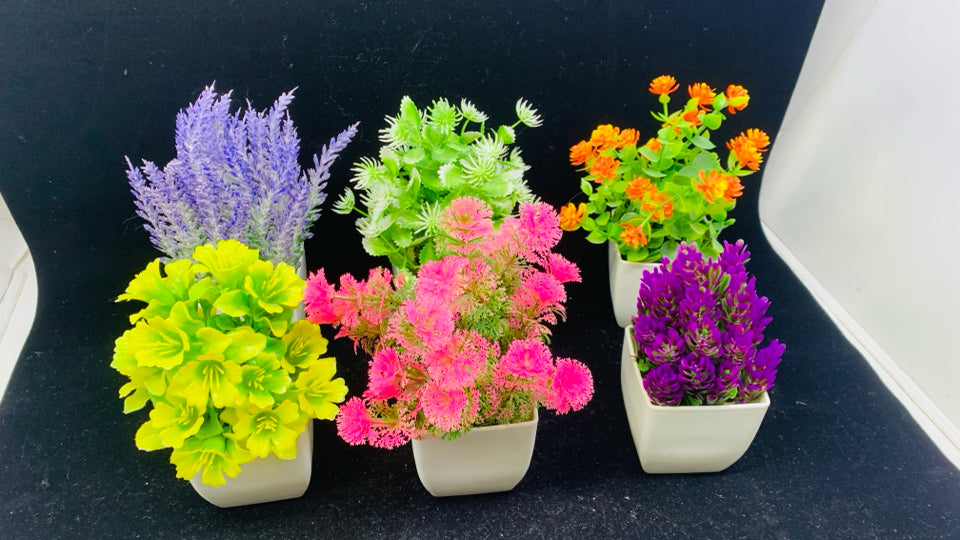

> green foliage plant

[
  {"left": 111, "top": 239, "right": 348, "bottom": 486},
  {"left": 333, "top": 95, "right": 543, "bottom": 269}
]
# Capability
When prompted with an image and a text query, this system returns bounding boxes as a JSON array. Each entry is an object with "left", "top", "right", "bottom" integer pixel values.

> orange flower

[
  {"left": 725, "top": 84, "right": 750, "bottom": 114},
  {"left": 641, "top": 188, "right": 674, "bottom": 221},
  {"left": 649, "top": 75, "right": 679, "bottom": 95},
  {"left": 589, "top": 124, "right": 620, "bottom": 150},
  {"left": 724, "top": 176, "right": 744, "bottom": 200},
  {"left": 696, "top": 169, "right": 741, "bottom": 203},
  {"left": 625, "top": 177, "right": 653, "bottom": 201},
  {"left": 617, "top": 128, "right": 640, "bottom": 148},
  {"left": 687, "top": 82, "right": 716, "bottom": 110},
  {"left": 645, "top": 138, "right": 662, "bottom": 153},
  {"left": 726, "top": 133, "right": 764, "bottom": 171},
  {"left": 588, "top": 154, "right": 620, "bottom": 182},
  {"left": 559, "top": 202, "right": 586, "bottom": 231},
  {"left": 569, "top": 140, "right": 595, "bottom": 166},
  {"left": 681, "top": 108, "right": 702, "bottom": 127},
  {"left": 619, "top": 223, "right": 648, "bottom": 249},
  {"left": 744, "top": 128, "right": 770, "bottom": 151}
]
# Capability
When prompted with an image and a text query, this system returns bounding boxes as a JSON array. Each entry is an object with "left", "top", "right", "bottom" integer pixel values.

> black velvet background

[{"left": 1, "top": 1, "right": 958, "bottom": 538}]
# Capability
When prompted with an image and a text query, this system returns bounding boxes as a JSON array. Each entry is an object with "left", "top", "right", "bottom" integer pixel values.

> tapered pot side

[
  {"left": 620, "top": 327, "right": 769, "bottom": 474},
  {"left": 412, "top": 410, "right": 539, "bottom": 497},
  {"left": 190, "top": 420, "right": 314, "bottom": 508},
  {"left": 608, "top": 242, "right": 661, "bottom": 328}
]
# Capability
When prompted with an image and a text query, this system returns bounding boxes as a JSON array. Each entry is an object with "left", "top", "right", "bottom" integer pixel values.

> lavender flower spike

[{"left": 126, "top": 83, "right": 357, "bottom": 266}]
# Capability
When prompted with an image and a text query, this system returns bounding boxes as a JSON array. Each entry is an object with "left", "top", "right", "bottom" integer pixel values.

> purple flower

[
  {"left": 643, "top": 326, "right": 684, "bottom": 366},
  {"left": 633, "top": 241, "right": 785, "bottom": 405},
  {"left": 678, "top": 352, "right": 716, "bottom": 392},
  {"left": 643, "top": 364, "right": 684, "bottom": 406},
  {"left": 740, "top": 339, "right": 785, "bottom": 401},
  {"left": 126, "top": 83, "right": 358, "bottom": 266}
]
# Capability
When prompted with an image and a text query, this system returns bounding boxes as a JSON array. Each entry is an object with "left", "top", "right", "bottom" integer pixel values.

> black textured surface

[{"left": 2, "top": 1, "right": 959, "bottom": 538}]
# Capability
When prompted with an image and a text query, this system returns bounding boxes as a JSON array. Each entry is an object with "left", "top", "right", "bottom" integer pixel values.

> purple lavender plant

[
  {"left": 125, "top": 83, "right": 358, "bottom": 266},
  {"left": 633, "top": 241, "right": 785, "bottom": 405}
]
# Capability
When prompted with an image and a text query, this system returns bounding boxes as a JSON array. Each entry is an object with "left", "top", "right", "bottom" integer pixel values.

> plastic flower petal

[
  {"left": 232, "top": 401, "right": 306, "bottom": 459},
  {"left": 336, "top": 397, "right": 373, "bottom": 446},
  {"left": 420, "top": 383, "right": 470, "bottom": 432},
  {"left": 281, "top": 320, "right": 329, "bottom": 373},
  {"left": 687, "top": 82, "right": 716, "bottom": 110},
  {"left": 170, "top": 435, "right": 251, "bottom": 486},
  {"left": 649, "top": 75, "right": 679, "bottom": 95},
  {"left": 549, "top": 358, "right": 594, "bottom": 413},
  {"left": 725, "top": 84, "right": 750, "bottom": 114},
  {"left": 294, "top": 358, "right": 348, "bottom": 420},
  {"left": 557, "top": 202, "right": 583, "bottom": 231}
]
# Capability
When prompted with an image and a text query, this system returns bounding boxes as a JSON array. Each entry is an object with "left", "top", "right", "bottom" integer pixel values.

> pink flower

[
  {"left": 524, "top": 271, "right": 567, "bottom": 309},
  {"left": 439, "top": 196, "right": 494, "bottom": 245},
  {"left": 367, "top": 409, "right": 417, "bottom": 449},
  {"left": 365, "top": 347, "right": 403, "bottom": 400},
  {"left": 404, "top": 297, "right": 456, "bottom": 350},
  {"left": 547, "top": 253, "right": 582, "bottom": 284},
  {"left": 304, "top": 270, "right": 338, "bottom": 324},
  {"left": 423, "top": 330, "right": 491, "bottom": 390},
  {"left": 336, "top": 397, "right": 373, "bottom": 445},
  {"left": 416, "top": 256, "right": 468, "bottom": 304},
  {"left": 497, "top": 339, "right": 554, "bottom": 387},
  {"left": 419, "top": 383, "right": 469, "bottom": 432},
  {"left": 549, "top": 358, "right": 594, "bottom": 413},
  {"left": 518, "top": 201, "right": 562, "bottom": 256},
  {"left": 358, "top": 267, "right": 395, "bottom": 327}
]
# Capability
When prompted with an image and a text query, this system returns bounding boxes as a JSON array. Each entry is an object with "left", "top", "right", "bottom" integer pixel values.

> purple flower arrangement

[
  {"left": 632, "top": 241, "right": 785, "bottom": 406},
  {"left": 125, "top": 83, "right": 358, "bottom": 266}
]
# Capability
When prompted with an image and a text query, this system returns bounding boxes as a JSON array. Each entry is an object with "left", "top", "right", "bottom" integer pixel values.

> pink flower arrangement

[{"left": 305, "top": 197, "right": 594, "bottom": 448}]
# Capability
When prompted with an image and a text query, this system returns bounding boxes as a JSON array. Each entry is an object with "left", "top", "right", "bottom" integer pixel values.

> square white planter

[
  {"left": 190, "top": 419, "right": 314, "bottom": 507},
  {"left": 620, "top": 327, "right": 769, "bottom": 473},
  {"left": 411, "top": 410, "right": 538, "bottom": 497},
  {"left": 608, "top": 242, "right": 660, "bottom": 328}
]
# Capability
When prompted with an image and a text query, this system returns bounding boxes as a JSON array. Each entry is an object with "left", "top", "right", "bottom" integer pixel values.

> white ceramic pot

[
  {"left": 608, "top": 242, "right": 660, "bottom": 328},
  {"left": 190, "top": 419, "right": 314, "bottom": 507},
  {"left": 620, "top": 327, "right": 770, "bottom": 474},
  {"left": 411, "top": 410, "right": 539, "bottom": 497}
]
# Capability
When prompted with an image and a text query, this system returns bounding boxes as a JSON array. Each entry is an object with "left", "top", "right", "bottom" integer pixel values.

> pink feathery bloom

[
  {"left": 404, "top": 296, "right": 456, "bottom": 347},
  {"left": 365, "top": 347, "right": 403, "bottom": 400},
  {"left": 336, "top": 397, "right": 373, "bottom": 445},
  {"left": 423, "top": 330, "right": 490, "bottom": 390},
  {"left": 303, "top": 270, "right": 338, "bottom": 324},
  {"left": 517, "top": 201, "right": 562, "bottom": 256},
  {"left": 358, "top": 267, "right": 396, "bottom": 327},
  {"left": 416, "top": 256, "right": 468, "bottom": 304},
  {"left": 440, "top": 196, "right": 495, "bottom": 245},
  {"left": 367, "top": 409, "right": 417, "bottom": 449},
  {"left": 546, "top": 253, "right": 582, "bottom": 284},
  {"left": 549, "top": 358, "right": 594, "bottom": 413},
  {"left": 497, "top": 339, "right": 554, "bottom": 385},
  {"left": 523, "top": 271, "right": 567, "bottom": 309},
  {"left": 419, "top": 383, "right": 469, "bottom": 432}
]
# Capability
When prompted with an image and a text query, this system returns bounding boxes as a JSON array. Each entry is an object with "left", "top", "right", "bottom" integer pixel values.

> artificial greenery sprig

[
  {"left": 561, "top": 75, "right": 770, "bottom": 262},
  {"left": 112, "top": 239, "right": 348, "bottom": 486},
  {"left": 333, "top": 95, "right": 542, "bottom": 270}
]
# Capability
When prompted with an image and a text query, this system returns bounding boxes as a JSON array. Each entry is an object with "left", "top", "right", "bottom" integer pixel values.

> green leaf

[
  {"left": 701, "top": 112, "right": 722, "bottom": 131},
  {"left": 585, "top": 230, "right": 607, "bottom": 244},
  {"left": 497, "top": 125, "right": 516, "bottom": 144},
  {"left": 638, "top": 145, "right": 660, "bottom": 163},
  {"left": 581, "top": 216, "right": 596, "bottom": 232},
  {"left": 691, "top": 135, "right": 715, "bottom": 150},
  {"left": 402, "top": 147, "right": 426, "bottom": 164},
  {"left": 596, "top": 212, "right": 610, "bottom": 227},
  {"left": 580, "top": 178, "right": 595, "bottom": 196}
]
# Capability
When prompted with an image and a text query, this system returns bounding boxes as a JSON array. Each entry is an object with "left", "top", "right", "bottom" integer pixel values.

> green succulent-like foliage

[
  {"left": 333, "top": 96, "right": 542, "bottom": 270},
  {"left": 112, "top": 239, "right": 348, "bottom": 486}
]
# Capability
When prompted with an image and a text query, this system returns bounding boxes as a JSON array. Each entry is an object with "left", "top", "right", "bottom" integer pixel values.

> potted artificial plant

[
  {"left": 561, "top": 75, "right": 770, "bottom": 327},
  {"left": 114, "top": 84, "right": 356, "bottom": 506},
  {"left": 305, "top": 198, "right": 594, "bottom": 496},
  {"left": 332, "top": 95, "right": 543, "bottom": 270},
  {"left": 621, "top": 241, "right": 785, "bottom": 473}
]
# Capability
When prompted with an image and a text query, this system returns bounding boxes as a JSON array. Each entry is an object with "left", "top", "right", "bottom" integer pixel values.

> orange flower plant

[{"left": 562, "top": 75, "right": 769, "bottom": 262}]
